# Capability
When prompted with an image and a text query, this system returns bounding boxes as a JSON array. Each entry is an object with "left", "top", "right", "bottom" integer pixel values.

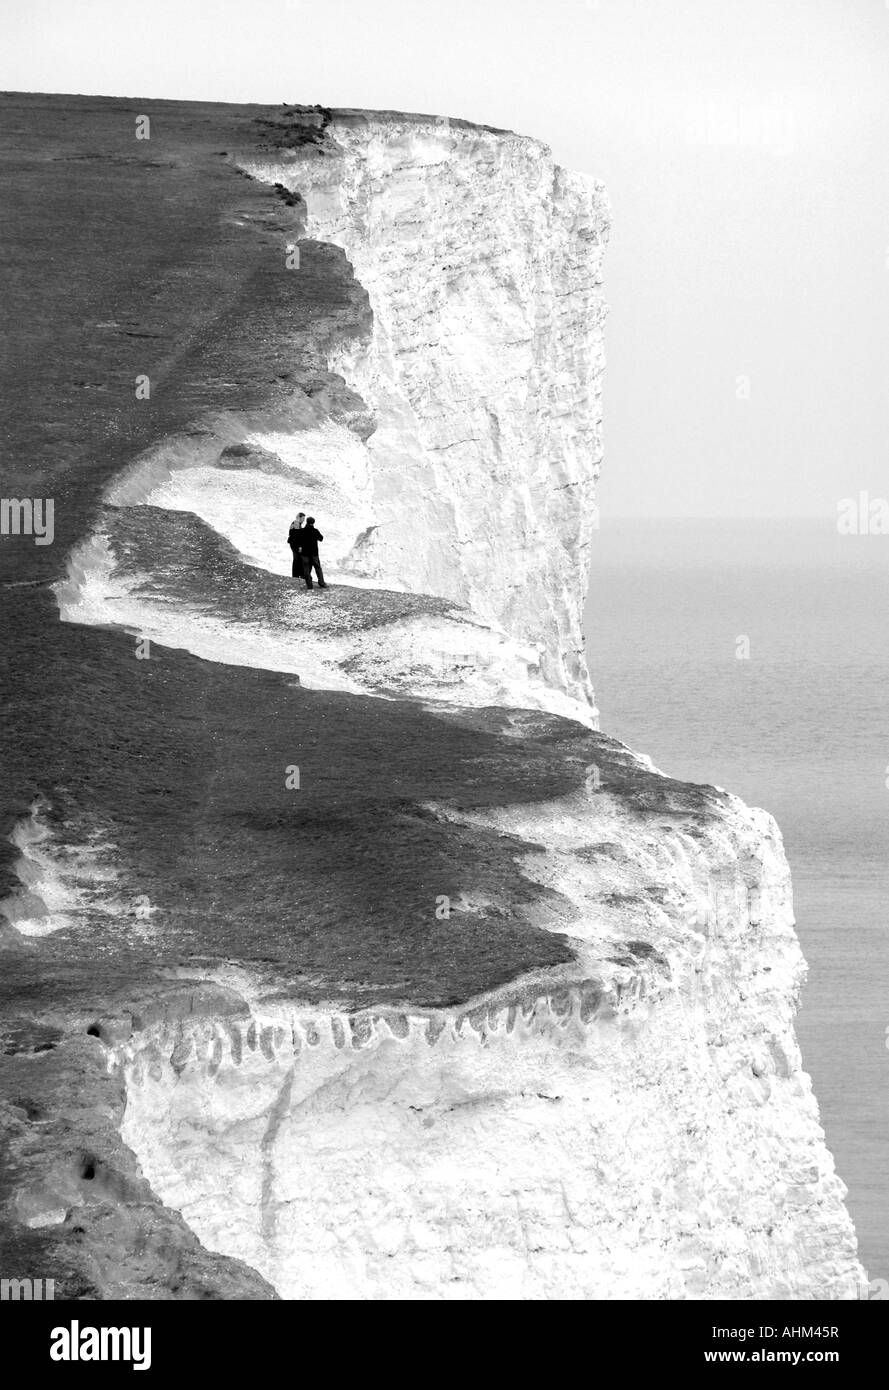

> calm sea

[{"left": 586, "top": 518, "right": 889, "bottom": 1279}]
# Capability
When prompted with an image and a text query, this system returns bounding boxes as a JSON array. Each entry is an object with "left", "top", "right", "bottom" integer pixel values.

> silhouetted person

[
  {"left": 301, "top": 517, "right": 326, "bottom": 589},
  {"left": 287, "top": 512, "right": 306, "bottom": 578}
]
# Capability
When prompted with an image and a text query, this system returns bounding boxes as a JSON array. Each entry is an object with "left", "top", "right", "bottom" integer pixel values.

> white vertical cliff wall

[
  {"left": 118, "top": 772, "right": 863, "bottom": 1300},
  {"left": 238, "top": 114, "right": 609, "bottom": 709}
]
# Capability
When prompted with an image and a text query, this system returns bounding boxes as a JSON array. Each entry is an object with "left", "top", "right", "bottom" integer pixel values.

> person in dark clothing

[
  {"left": 287, "top": 512, "right": 306, "bottom": 578},
  {"left": 300, "top": 517, "right": 326, "bottom": 589}
]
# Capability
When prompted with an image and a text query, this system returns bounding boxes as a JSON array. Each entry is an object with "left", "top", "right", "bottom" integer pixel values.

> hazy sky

[{"left": 4, "top": 0, "right": 888, "bottom": 516}]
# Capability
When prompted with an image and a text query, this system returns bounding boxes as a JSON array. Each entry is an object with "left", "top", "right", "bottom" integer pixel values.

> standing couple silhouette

[{"left": 287, "top": 512, "right": 326, "bottom": 589}]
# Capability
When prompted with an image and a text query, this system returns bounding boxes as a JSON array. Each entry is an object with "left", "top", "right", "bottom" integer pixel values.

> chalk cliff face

[
  {"left": 237, "top": 114, "right": 609, "bottom": 710},
  {"left": 3, "top": 102, "right": 862, "bottom": 1301},
  {"left": 119, "top": 776, "right": 859, "bottom": 1299},
  {"left": 56, "top": 115, "right": 608, "bottom": 725}
]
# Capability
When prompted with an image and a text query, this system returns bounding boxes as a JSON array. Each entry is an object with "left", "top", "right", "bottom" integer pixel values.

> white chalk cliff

[
  {"left": 119, "top": 783, "right": 860, "bottom": 1299},
  {"left": 239, "top": 117, "right": 607, "bottom": 709},
  {"left": 58, "top": 114, "right": 606, "bottom": 726},
  {"left": 55, "top": 111, "right": 862, "bottom": 1298}
]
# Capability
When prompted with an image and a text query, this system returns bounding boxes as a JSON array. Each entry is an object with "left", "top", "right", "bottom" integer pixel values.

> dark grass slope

[
  {"left": 0, "top": 92, "right": 369, "bottom": 848},
  {"left": 1, "top": 586, "right": 722, "bottom": 1015},
  {"left": 0, "top": 90, "right": 371, "bottom": 587}
]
